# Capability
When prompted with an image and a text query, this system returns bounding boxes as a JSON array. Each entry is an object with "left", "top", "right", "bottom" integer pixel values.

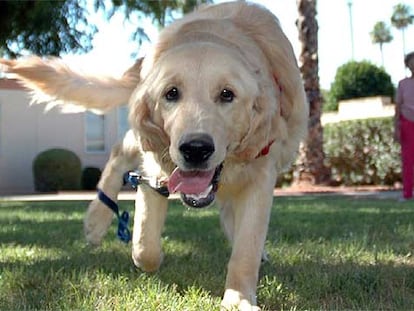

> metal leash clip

[{"left": 124, "top": 170, "right": 170, "bottom": 197}]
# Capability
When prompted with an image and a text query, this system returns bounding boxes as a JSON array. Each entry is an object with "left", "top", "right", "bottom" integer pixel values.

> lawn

[{"left": 1, "top": 195, "right": 414, "bottom": 310}]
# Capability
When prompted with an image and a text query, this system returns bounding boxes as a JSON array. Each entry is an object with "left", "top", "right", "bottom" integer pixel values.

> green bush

[
  {"left": 33, "top": 148, "right": 82, "bottom": 192},
  {"left": 330, "top": 61, "right": 395, "bottom": 106},
  {"left": 81, "top": 166, "right": 101, "bottom": 190},
  {"left": 322, "top": 89, "right": 337, "bottom": 112},
  {"left": 324, "top": 117, "right": 401, "bottom": 185}
]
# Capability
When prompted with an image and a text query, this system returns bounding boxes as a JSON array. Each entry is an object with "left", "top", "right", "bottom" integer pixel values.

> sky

[{"left": 64, "top": 0, "right": 414, "bottom": 90}]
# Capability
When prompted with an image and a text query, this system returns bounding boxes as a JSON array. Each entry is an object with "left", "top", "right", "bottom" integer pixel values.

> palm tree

[
  {"left": 391, "top": 3, "right": 414, "bottom": 55},
  {"left": 294, "top": 0, "right": 331, "bottom": 185},
  {"left": 370, "top": 21, "right": 393, "bottom": 67}
]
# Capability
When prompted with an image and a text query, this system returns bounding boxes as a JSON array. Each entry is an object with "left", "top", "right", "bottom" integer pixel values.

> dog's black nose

[{"left": 179, "top": 133, "right": 215, "bottom": 166}]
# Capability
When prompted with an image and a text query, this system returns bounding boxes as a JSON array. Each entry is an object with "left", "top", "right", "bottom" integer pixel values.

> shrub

[
  {"left": 330, "top": 61, "right": 395, "bottom": 105},
  {"left": 324, "top": 117, "right": 401, "bottom": 185},
  {"left": 33, "top": 148, "right": 82, "bottom": 192},
  {"left": 81, "top": 166, "right": 102, "bottom": 190},
  {"left": 322, "top": 89, "right": 337, "bottom": 112}
]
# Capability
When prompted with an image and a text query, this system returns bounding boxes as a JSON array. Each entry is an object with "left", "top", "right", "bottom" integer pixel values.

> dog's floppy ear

[
  {"left": 0, "top": 57, "right": 142, "bottom": 112},
  {"left": 224, "top": 2, "right": 308, "bottom": 167},
  {"left": 227, "top": 3, "right": 307, "bottom": 122},
  {"left": 128, "top": 87, "right": 170, "bottom": 154}
]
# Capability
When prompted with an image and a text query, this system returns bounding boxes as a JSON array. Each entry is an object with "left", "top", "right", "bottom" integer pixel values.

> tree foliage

[
  {"left": 391, "top": 3, "right": 414, "bottom": 54},
  {"left": 0, "top": 0, "right": 211, "bottom": 57},
  {"left": 0, "top": 0, "right": 96, "bottom": 57},
  {"left": 370, "top": 21, "right": 393, "bottom": 66},
  {"left": 96, "top": 0, "right": 212, "bottom": 29},
  {"left": 370, "top": 21, "right": 393, "bottom": 47},
  {"left": 330, "top": 61, "right": 395, "bottom": 105},
  {"left": 94, "top": 0, "right": 212, "bottom": 50},
  {"left": 391, "top": 3, "right": 414, "bottom": 30}
]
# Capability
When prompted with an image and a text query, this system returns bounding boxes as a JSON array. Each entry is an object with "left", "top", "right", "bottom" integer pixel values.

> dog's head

[
  {"left": 128, "top": 3, "right": 307, "bottom": 208},
  {"left": 130, "top": 40, "right": 275, "bottom": 207}
]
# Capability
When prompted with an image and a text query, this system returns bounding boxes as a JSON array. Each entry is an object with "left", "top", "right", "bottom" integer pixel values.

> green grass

[{"left": 1, "top": 196, "right": 414, "bottom": 310}]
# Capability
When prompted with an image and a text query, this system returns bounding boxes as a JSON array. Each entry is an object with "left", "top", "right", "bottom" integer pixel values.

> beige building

[{"left": 0, "top": 79, "right": 129, "bottom": 194}]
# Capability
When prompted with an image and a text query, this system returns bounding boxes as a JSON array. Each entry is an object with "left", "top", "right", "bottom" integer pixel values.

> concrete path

[
  {"left": 0, "top": 191, "right": 135, "bottom": 202},
  {"left": 274, "top": 187, "right": 401, "bottom": 200},
  {"left": 0, "top": 188, "right": 402, "bottom": 201}
]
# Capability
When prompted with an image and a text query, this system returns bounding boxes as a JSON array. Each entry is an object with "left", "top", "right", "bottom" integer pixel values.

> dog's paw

[
  {"left": 132, "top": 246, "right": 164, "bottom": 272},
  {"left": 221, "top": 289, "right": 261, "bottom": 311},
  {"left": 84, "top": 199, "right": 114, "bottom": 245}
]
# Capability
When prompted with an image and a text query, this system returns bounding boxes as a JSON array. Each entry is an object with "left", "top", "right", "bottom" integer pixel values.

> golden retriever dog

[{"left": 0, "top": 1, "right": 308, "bottom": 309}]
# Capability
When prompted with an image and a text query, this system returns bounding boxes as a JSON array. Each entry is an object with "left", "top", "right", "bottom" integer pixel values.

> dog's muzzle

[{"left": 168, "top": 133, "right": 223, "bottom": 208}]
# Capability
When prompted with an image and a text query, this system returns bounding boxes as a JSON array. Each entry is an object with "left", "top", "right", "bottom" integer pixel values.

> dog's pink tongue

[{"left": 168, "top": 168, "right": 215, "bottom": 195}]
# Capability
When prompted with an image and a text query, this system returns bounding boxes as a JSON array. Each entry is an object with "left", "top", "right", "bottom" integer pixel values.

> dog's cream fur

[{"left": 0, "top": 2, "right": 308, "bottom": 310}]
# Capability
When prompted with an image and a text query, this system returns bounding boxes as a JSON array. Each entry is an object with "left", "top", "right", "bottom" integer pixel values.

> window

[
  {"left": 118, "top": 105, "right": 129, "bottom": 139},
  {"left": 85, "top": 112, "right": 105, "bottom": 152}
]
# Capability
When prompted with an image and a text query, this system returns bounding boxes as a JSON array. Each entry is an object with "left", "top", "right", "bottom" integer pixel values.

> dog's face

[{"left": 129, "top": 42, "right": 278, "bottom": 207}]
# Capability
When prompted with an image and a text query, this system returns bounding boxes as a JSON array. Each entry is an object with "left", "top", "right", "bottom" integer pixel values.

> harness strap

[
  {"left": 97, "top": 188, "right": 131, "bottom": 243},
  {"left": 97, "top": 188, "right": 119, "bottom": 214}
]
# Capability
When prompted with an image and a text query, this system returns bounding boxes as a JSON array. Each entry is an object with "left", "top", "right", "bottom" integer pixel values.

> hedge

[
  {"left": 81, "top": 166, "right": 102, "bottom": 190},
  {"left": 277, "top": 117, "right": 401, "bottom": 187},
  {"left": 323, "top": 117, "right": 401, "bottom": 186},
  {"left": 33, "top": 148, "right": 82, "bottom": 192}
]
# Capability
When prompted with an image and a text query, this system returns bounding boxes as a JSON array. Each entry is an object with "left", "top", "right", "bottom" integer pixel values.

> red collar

[{"left": 255, "top": 140, "right": 275, "bottom": 158}]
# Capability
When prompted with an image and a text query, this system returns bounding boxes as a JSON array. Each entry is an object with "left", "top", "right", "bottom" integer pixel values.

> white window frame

[{"left": 84, "top": 112, "right": 106, "bottom": 153}]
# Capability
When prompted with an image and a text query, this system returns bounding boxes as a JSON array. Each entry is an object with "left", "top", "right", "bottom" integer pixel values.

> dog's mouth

[{"left": 167, "top": 164, "right": 223, "bottom": 208}]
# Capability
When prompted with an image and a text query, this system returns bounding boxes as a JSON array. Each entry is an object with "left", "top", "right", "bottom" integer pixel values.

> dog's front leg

[
  {"left": 132, "top": 186, "right": 168, "bottom": 272},
  {"left": 221, "top": 169, "right": 275, "bottom": 311},
  {"left": 84, "top": 143, "right": 140, "bottom": 246}
]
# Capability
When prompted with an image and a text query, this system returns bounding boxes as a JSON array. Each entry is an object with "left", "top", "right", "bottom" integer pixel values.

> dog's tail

[{"left": 0, "top": 57, "right": 141, "bottom": 112}]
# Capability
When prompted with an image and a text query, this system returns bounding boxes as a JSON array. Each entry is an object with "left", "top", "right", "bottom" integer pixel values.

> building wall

[{"left": 0, "top": 79, "right": 126, "bottom": 194}]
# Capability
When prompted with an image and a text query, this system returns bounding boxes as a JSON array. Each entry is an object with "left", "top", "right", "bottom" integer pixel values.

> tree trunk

[{"left": 294, "top": 0, "right": 331, "bottom": 185}]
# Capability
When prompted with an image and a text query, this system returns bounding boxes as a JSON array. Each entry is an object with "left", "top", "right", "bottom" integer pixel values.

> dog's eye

[
  {"left": 220, "top": 89, "right": 235, "bottom": 103},
  {"left": 165, "top": 87, "right": 180, "bottom": 102}
]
